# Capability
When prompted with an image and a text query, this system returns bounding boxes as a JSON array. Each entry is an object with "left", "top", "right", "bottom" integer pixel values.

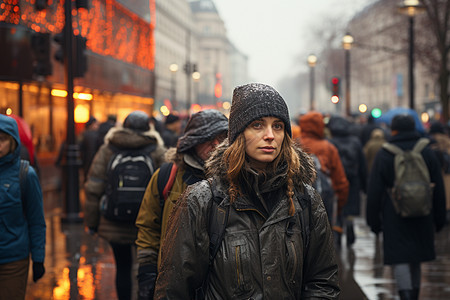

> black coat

[{"left": 366, "top": 131, "right": 446, "bottom": 265}]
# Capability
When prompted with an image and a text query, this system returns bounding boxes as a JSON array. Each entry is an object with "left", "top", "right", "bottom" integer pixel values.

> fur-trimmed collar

[{"left": 205, "top": 139, "right": 316, "bottom": 187}]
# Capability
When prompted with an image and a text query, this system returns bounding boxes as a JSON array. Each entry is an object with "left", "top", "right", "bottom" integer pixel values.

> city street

[{"left": 25, "top": 164, "right": 450, "bottom": 299}]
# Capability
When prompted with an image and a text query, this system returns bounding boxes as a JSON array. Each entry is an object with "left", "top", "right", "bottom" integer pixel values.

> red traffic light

[{"left": 331, "top": 77, "right": 339, "bottom": 84}]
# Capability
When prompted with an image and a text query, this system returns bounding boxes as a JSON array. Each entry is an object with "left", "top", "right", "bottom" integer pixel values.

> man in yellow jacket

[{"left": 135, "top": 109, "right": 228, "bottom": 299}]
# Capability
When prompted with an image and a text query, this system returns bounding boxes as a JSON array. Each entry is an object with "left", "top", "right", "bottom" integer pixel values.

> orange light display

[{"left": 0, "top": 0, "right": 155, "bottom": 70}]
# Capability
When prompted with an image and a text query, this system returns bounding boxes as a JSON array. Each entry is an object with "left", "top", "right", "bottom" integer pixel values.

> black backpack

[
  {"left": 101, "top": 144, "right": 156, "bottom": 223},
  {"left": 311, "top": 154, "right": 336, "bottom": 225}
]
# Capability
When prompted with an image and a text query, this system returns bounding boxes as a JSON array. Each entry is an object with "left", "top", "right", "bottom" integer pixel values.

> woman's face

[
  {"left": 0, "top": 132, "right": 12, "bottom": 158},
  {"left": 243, "top": 116, "right": 285, "bottom": 168}
]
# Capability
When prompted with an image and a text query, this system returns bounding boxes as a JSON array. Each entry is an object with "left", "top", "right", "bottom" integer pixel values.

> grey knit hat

[
  {"left": 177, "top": 109, "right": 228, "bottom": 153},
  {"left": 228, "top": 83, "right": 292, "bottom": 143}
]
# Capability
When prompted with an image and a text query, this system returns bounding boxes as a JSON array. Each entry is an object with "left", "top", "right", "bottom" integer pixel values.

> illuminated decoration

[
  {"left": 51, "top": 89, "right": 68, "bottom": 97},
  {"left": 74, "top": 104, "right": 90, "bottom": 123},
  {"left": 0, "top": 0, "right": 156, "bottom": 70},
  {"left": 192, "top": 104, "right": 202, "bottom": 113},
  {"left": 163, "top": 98, "right": 172, "bottom": 111},
  {"left": 359, "top": 104, "right": 368, "bottom": 113},
  {"left": 371, "top": 108, "right": 382, "bottom": 118},
  {"left": 222, "top": 101, "right": 231, "bottom": 110},
  {"left": 331, "top": 95, "right": 339, "bottom": 104},
  {"left": 160, "top": 105, "right": 170, "bottom": 116},
  {"left": 420, "top": 112, "right": 429, "bottom": 123},
  {"left": 74, "top": 92, "right": 93, "bottom": 100},
  {"left": 5, "top": 108, "right": 12, "bottom": 115}
]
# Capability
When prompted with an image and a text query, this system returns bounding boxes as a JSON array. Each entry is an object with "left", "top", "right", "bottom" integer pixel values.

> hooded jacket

[
  {"left": 154, "top": 141, "right": 340, "bottom": 299},
  {"left": 0, "top": 114, "right": 46, "bottom": 264},
  {"left": 299, "top": 112, "right": 349, "bottom": 213},
  {"left": 84, "top": 125, "right": 166, "bottom": 244},
  {"left": 366, "top": 131, "right": 446, "bottom": 264}
]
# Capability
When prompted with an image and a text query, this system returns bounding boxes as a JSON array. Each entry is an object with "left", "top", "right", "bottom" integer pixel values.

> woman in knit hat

[{"left": 154, "top": 83, "right": 339, "bottom": 299}]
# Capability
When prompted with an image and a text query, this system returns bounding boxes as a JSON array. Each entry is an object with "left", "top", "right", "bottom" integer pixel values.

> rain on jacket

[
  {"left": 299, "top": 111, "right": 349, "bottom": 213},
  {"left": 154, "top": 142, "right": 340, "bottom": 299},
  {"left": 84, "top": 126, "right": 166, "bottom": 244},
  {"left": 135, "top": 148, "right": 207, "bottom": 267},
  {"left": 0, "top": 114, "right": 46, "bottom": 265}
]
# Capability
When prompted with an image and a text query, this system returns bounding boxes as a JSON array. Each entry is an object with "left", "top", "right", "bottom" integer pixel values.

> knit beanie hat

[
  {"left": 123, "top": 111, "right": 150, "bottom": 132},
  {"left": 177, "top": 109, "right": 228, "bottom": 153},
  {"left": 391, "top": 114, "right": 415, "bottom": 132},
  {"left": 228, "top": 83, "right": 291, "bottom": 144}
]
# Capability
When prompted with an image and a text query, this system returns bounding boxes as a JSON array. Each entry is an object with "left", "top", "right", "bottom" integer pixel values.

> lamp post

[
  {"left": 342, "top": 33, "right": 354, "bottom": 118},
  {"left": 398, "top": 0, "right": 425, "bottom": 110},
  {"left": 307, "top": 54, "right": 317, "bottom": 111},
  {"left": 169, "top": 63, "right": 178, "bottom": 109},
  {"left": 192, "top": 71, "right": 201, "bottom": 103}
]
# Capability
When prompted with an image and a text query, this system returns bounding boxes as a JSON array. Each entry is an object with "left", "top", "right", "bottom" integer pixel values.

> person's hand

[
  {"left": 32, "top": 262, "right": 45, "bottom": 282},
  {"left": 137, "top": 263, "right": 157, "bottom": 300}
]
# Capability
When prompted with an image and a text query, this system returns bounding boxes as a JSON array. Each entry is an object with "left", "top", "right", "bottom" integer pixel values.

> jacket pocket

[{"left": 228, "top": 236, "right": 253, "bottom": 296}]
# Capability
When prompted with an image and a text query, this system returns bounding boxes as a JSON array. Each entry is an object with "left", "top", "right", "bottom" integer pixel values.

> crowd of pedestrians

[{"left": 1, "top": 81, "right": 449, "bottom": 300}]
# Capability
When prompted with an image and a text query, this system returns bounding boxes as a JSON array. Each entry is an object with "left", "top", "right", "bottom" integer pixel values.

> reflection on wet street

[{"left": 25, "top": 203, "right": 450, "bottom": 299}]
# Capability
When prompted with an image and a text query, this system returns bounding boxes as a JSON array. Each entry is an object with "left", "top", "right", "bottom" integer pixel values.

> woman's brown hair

[{"left": 222, "top": 132, "right": 300, "bottom": 216}]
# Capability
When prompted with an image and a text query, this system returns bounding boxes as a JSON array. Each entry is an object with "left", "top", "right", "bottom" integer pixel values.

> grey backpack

[{"left": 382, "top": 138, "right": 433, "bottom": 218}]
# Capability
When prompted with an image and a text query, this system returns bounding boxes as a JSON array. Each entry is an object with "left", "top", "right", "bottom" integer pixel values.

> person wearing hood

[
  {"left": 135, "top": 109, "right": 228, "bottom": 299},
  {"left": 84, "top": 111, "right": 166, "bottom": 300},
  {"left": 327, "top": 116, "right": 367, "bottom": 246},
  {"left": 299, "top": 112, "right": 349, "bottom": 234},
  {"left": 366, "top": 114, "right": 446, "bottom": 300},
  {"left": 0, "top": 114, "right": 46, "bottom": 299},
  {"left": 154, "top": 83, "right": 339, "bottom": 299}
]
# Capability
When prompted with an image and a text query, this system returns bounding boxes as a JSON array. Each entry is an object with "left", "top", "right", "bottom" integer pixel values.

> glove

[
  {"left": 137, "top": 263, "right": 157, "bottom": 300},
  {"left": 32, "top": 262, "right": 45, "bottom": 282}
]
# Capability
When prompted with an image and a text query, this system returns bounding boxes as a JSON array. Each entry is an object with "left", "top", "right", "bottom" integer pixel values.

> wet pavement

[{"left": 25, "top": 164, "right": 450, "bottom": 299}]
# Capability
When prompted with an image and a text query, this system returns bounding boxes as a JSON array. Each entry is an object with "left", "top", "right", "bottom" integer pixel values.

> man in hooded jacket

[
  {"left": 0, "top": 114, "right": 46, "bottom": 299},
  {"left": 135, "top": 109, "right": 228, "bottom": 299},
  {"left": 84, "top": 111, "right": 166, "bottom": 300}
]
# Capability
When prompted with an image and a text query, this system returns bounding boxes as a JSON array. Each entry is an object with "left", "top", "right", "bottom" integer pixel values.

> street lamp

[
  {"left": 307, "top": 54, "right": 317, "bottom": 111},
  {"left": 342, "top": 33, "right": 354, "bottom": 117},
  {"left": 192, "top": 71, "right": 201, "bottom": 103},
  {"left": 398, "top": 0, "right": 425, "bottom": 110},
  {"left": 169, "top": 63, "right": 178, "bottom": 109}
]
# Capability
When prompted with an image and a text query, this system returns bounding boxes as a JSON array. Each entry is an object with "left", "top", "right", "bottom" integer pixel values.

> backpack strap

[
  {"left": 412, "top": 138, "right": 430, "bottom": 153},
  {"left": 382, "top": 142, "right": 403, "bottom": 155},
  {"left": 157, "top": 162, "right": 178, "bottom": 210},
  {"left": 195, "top": 178, "right": 229, "bottom": 300},
  {"left": 19, "top": 160, "right": 30, "bottom": 215}
]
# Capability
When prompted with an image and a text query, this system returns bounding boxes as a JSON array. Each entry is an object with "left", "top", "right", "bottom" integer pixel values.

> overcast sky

[{"left": 213, "top": 0, "right": 373, "bottom": 89}]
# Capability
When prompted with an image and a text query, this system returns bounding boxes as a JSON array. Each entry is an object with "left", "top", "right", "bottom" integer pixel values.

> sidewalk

[{"left": 350, "top": 216, "right": 450, "bottom": 300}]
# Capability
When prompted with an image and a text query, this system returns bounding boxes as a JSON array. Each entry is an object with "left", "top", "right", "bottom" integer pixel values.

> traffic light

[
  {"left": 74, "top": 35, "right": 87, "bottom": 78},
  {"left": 331, "top": 76, "right": 340, "bottom": 97},
  {"left": 53, "top": 31, "right": 65, "bottom": 63},
  {"left": 31, "top": 32, "right": 52, "bottom": 76}
]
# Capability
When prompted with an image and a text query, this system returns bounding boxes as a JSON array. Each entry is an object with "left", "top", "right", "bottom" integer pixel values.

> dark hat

[
  {"left": 228, "top": 83, "right": 291, "bottom": 144},
  {"left": 165, "top": 114, "right": 180, "bottom": 125},
  {"left": 391, "top": 114, "right": 415, "bottom": 132},
  {"left": 123, "top": 111, "right": 150, "bottom": 132},
  {"left": 177, "top": 109, "right": 228, "bottom": 153},
  {"left": 429, "top": 120, "right": 445, "bottom": 134},
  {"left": 85, "top": 116, "right": 97, "bottom": 128}
]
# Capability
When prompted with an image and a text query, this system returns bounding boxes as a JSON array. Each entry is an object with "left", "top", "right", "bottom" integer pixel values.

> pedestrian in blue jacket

[{"left": 0, "top": 114, "right": 46, "bottom": 300}]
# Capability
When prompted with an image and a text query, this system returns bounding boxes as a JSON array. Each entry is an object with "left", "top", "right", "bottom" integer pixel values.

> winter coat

[
  {"left": 154, "top": 142, "right": 340, "bottom": 299},
  {"left": 0, "top": 114, "right": 46, "bottom": 265},
  {"left": 363, "top": 129, "right": 386, "bottom": 173},
  {"left": 366, "top": 131, "right": 446, "bottom": 265},
  {"left": 135, "top": 148, "right": 206, "bottom": 267},
  {"left": 299, "top": 112, "right": 349, "bottom": 213},
  {"left": 328, "top": 116, "right": 367, "bottom": 216},
  {"left": 84, "top": 126, "right": 166, "bottom": 244}
]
